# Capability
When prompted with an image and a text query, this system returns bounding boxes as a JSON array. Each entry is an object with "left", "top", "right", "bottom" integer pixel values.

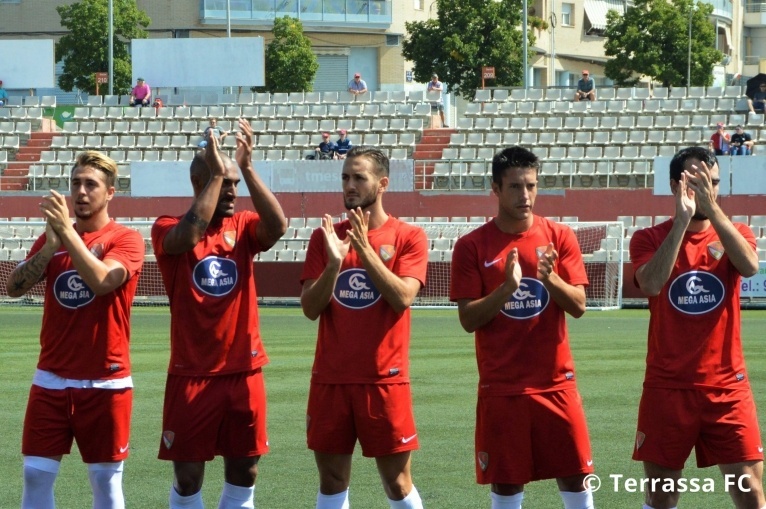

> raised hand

[
  {"left": 683, "top": 162, "right": 715, "bottom": 217},
  {"left": 674, "top": 172, "right": 696, "bottom": 225},
  {"left": 203, "top": 124, "right": 226, "bottom": 179},
  {"left": 321, "top": 214, "right": 350, "bottom": 265},
  {"left": 505, "top": 247, "right": 522, "bottom": 292},
  {"left": 39, "top": 190, "right": 71, "bottom": 236},
  {"left": 345, "top": 207, "right": 371, "bottom": 254},
  {"left": 537, "top": 243, "right": 558, "bottom": 281},
  {"left": 235, "top": 118, "right": 254, "bottom": 170}
]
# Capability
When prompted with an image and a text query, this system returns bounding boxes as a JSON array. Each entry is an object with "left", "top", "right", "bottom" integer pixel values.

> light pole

[
  {"left": 687, "top": 3, "right": 694, "bottom": 87},
  {"left": 108, "top": 0, "right": 113, "bottom": 95},
  {"left": 523, "top": 0, "right": 529, "bottom": 88}
]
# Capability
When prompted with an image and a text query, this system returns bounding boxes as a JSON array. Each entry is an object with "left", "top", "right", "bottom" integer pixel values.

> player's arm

[
  {"left": 456, "top": 248, "right": 521, "bottom": 333},
  {"left": 300, "top": 215, "right": 348, "bottom": 320},
  {"left": 236, "top": 118, "right": 287, "bottom": 251},
  {"left": 346, "top": 208, "right": 421, "bottom": 313},
  {"left": 5, "top": 225, "right": 60, "bottom": 297},
  {"left": 537, "top": 243, "right": 586, "bottom": 318},
  {"left": 161, "top": 134, "right": 227, "bottom": 255}
]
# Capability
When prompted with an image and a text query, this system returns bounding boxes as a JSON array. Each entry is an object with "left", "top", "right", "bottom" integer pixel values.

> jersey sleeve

[
  {"left": 629, "top": 227, "right": 659, "bottom": 276},
  {"left": 556, "top": 225, "right": 589, "bottom": 287},
  {"left": 300, "top": 227, "right": 327, "bottom": 284},
  {"left": 151, "top": 215, "right": 181, "bottom": 258},
  {"left": 393, "top": 225, "right": 428, "bottom": 286},
  {"left": 105, "top": 227, "right": 145, "bottom": 279},
  {"left": 449, "top": 234, "right": 483, "bottom": 301}
]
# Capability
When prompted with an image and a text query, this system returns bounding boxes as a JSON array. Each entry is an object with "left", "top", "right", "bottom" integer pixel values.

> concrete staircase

[
  {"left": 411, "top": 128, "right": 455, "bottom": 190},
  {"left": 1, "top": 132, "right": 54, "bottom": 191}
]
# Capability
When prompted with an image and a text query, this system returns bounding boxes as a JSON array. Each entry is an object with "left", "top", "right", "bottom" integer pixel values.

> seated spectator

[
  {"left": 748, "top": 82, "right": 766, "bottom": 114},
  {"left": 0, "top": 80, "right": 7, "bottom": 106},
  {"left": 129, "top": 77, "right": 151, "bottom": 107},
  {"left": 198, "top": 118, "right": 228, "bottom": 148},
  {"left": 729, "top": 125, "right": 754, "bottom": 155},
  {"left": 574, "top": 70, "right": 596, "bottom": 102},
  {"left": 312, "top": 132, "right": 337, "bottom": 160},
  {"left": 335, "top": 129, "right": 353, "bottom": 159},
  {"left": 347, "top": 73, "right": 368, "bottom": 98},
  {"left": 152, "top": 97, "right": 164, "bottom": 115},
  {"left": 709, "top": 122, "right": 731, "bottom": 155}
]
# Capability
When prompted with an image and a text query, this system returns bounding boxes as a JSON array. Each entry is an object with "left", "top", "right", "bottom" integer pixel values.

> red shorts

[
  {"left": 633, "top": 386, "right": 763, "bottom": 469},
  {"left": 22, "top": 385, "right": 132, "bottom": 463},
  {"left": 475, "top": 389, "right": 594, "bottom": 485},
  {"left": 159, "top": 369, "right": 269, "bottom": 462},
  {"left": 307, "top": 383, "right": 418, "bottom": 457}
]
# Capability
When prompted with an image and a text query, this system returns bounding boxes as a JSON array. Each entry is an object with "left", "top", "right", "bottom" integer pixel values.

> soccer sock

[
  {"left": 88, "top": 461, "right": 125, "bottom": 509},
  {"left": 217, "top": 482, "right": 255, "bottom": 509},
  {"left": 170, "top": 486, "right": 204, "bottom": 509},
  {"left": 491, "top": 491, "right": 524, "bottom": 509},
  {"left": 387, "top": 485, "right": 423, "bottom": 508},
  {"left": 316, "top": 489, "right": 350, "bottom": 509},
  {"left": 21, "top": 456, "right": 60, "bottom": 509},
  {"left": 560, "top": 489, "right": 594, "bottom": 509}
]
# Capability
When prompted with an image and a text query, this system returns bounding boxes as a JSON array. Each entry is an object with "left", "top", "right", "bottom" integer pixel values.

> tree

[
  {"left": 258, "top": 16, "right": 319, "bottom": 93},
  {"left": 402, "top": 0, "right": 545, "bottom": 99},
  {"left": 603, "top": 0, "right": 722, "bottom": 88},
  {"left": 56, "top": 0, "right": 150, "bottom": 95}
]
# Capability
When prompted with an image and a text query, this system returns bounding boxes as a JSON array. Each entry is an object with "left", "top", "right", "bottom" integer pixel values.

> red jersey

[
  {"left": 152, "top": 211, "right": 268, "bottom": 376},
  {"left": 450, "top": 216, "right": 589, "bottom": 396},
  {"left": 28, "top": 220, "right": 144, "bottom": 380},
  {"left": 630, "top": 219, "right": 755, "bottom": 389},
  {"left": 300, "top": 216, "right": 428, "bottom": 384}
]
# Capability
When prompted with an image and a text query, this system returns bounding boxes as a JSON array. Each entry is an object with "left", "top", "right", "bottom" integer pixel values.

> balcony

[
  {"left": 200, "top": 0, "right": 393, "bottom": 29},
  {"left": 703, "top": 0, "right": 732, "bottom": 22},
  {"left": 745, "top": 2, "right": 766, "bottom": 26}
]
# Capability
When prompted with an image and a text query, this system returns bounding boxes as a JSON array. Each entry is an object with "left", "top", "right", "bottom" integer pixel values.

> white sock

[
  {"left": 316, "top": 489, "right": 350, "bottom": 509},
  {"left": 88, "top": 461, "right": 125, "bottom": 509},
  {"left": 170, "top": 487, "right": 204, "bottom": 509},
  {"left": 491, "top": 491, "right": 523, "bottom": 509},
  {"left": 388, "top": 485, "right": 423, "bottom": 508},
  {"left": 560, "top": 489, "right": 593, "bottom": 509},
  {"left": 218, "top": 482, "right": 255, "bottom": 509},
  {"left": 22, "top": 456, "right": 60, "bottom": 509}
]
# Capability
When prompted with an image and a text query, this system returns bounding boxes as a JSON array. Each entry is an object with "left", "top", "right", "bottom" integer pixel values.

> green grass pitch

[{"left": 1, "top": 307, "right": 765, "bottom": 508}]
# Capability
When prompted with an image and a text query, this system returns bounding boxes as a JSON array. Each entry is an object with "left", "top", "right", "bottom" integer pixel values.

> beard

[
  {"left": 74, "top": 199, "right": 107, "bottom": 220},
  {"left": 692, "top": 211, "right": 708, "bottom": 221},
  {"left": 344, "top": 192, "right": 377, "bottom": 211}
]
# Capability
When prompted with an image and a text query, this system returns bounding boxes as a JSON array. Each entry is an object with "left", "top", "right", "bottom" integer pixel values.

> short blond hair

[{"left": 72, "top": 151, "right": 118, "bottom": 188}]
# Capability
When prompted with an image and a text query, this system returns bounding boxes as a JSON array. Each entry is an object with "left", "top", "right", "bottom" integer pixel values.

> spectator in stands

[
  {"left": 629, "top": 146, "right": 763, "bottom": 509},
  {"left": 152, "top": 119, "right": 287, "bottom": 509},
  {"left": 299, "top": 146, "right": 428, "bottom": 509},
  {"left": 313, "top": 132, "right": 337, "bottom": 160},
  {"left": 348, "top": 73, "right": 368, "bottom": 98},
  {"left": 0, "top": 80, "right": 8, "bottom": 106},
  {"left": 573, "top": 70, "right": 596, "bottom": 102},
  {"left": 427, "top": 73, "right": 449, "bottom": 128},
  {"left": 709, "top": 122, "right": 731, "bottom": 156},
  {"left": 198, "top": 118, "right": 228, "bottom": 148},
  {"left": 6, "top": 151, "right": 144, "bottom": 509},
  {"left": 747, "top": 82, "right": 766, "bottom": 114},
  {"left": 449, "top": 146, "right": 595, "bottom": 509},
  {"left": 335, "top": 129, "right": 353, "bottom": 159},
  {"left": 730, "top": 125, "right": 754, "bottom": 156},
  {"left": 129, "top": 78, "right": 151, "bottom": 107}
]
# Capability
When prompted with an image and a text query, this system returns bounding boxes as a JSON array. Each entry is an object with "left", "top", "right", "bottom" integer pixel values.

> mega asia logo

[
  {"left": 501, "top": 277, "right": 550, "bottom": 319},
  {"left": 54, "top": 270, "right": 95, "bottom": 309},
  {"left": 193, "top": 256, "right": 238, "bottom": 297},
  {"left": 668, "top": 270, "right": 725, "bottom": 314},
  {"left": 333, "top": 268, "right": 381, "bottom": 309}
]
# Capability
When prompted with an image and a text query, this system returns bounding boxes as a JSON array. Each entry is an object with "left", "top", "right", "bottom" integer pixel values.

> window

[
  {"left": 414, "top": 0, "right": 425, "bottom": 9},
  {"left": 561, "top": 3, "right": 573, "bottom": 26}
]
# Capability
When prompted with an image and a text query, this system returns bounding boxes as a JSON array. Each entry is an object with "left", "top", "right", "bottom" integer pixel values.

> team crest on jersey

[
  {"left": 223, "top": 230, "right": 236, "bottom": 248},
  {"left": 477, "top": 452, "right": 489, "bottom": 472},
  {"left": 535, "top": 245, "right": 550, "bottom": 258},
  {"left": 192, "top": 256, "right": 238, "bottom": 297},
  {"left": 707, "top": 241, "right": 724, "bottom": 260},
  {"left": 635, "top": 431, "right": 645, "bottom": 450},
  {"left": 333, "top": 268, "right": 381, "bottom": 309},
  {"left": 379, "top": 244, "right": 395, "bottom": 262},
  {"left": 54, "top": 270, "right": 96, "bottom": 309},
  {"left": 668, "top": 270, "right": 724, "bottom": 315},
  {"left": 162, "top": 430, "right": 175, "bottom": 449},
  {"left": 89, "top": 243, "right": 104, "bottom": 259},
  {"left": 500, "top": 277, "right": 550, "bottom": 319}
]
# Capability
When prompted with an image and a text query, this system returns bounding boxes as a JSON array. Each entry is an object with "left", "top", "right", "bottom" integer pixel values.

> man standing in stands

[
  {"left": 6, "top": 151, "right": 144, "bottom": 509},
  {"left": 426, "top": 74, "right": 448, "bottom": 128},
  {"left": 450, "top": 146, "right": 595, "bottom": 509},
  {"left": 335, "top": 129, "right": 353, "bottom": 159},
  {"left": 129, "top": 77, "right": 151, "bottom": 107},
  {"left": 348, "top": 72, "right": 368, "bottom": 98},
  {"left": 630, "top": 146, "right": 764, "bottom": 509},
  {"left": 152, "top": 118, "right": 287, "bottom": 509},
  {"left": 300, "top": 147, "right": 428, "bottom": 509},
  {"left": 574, "top": 70, "right": 596, "bottom": 102}
]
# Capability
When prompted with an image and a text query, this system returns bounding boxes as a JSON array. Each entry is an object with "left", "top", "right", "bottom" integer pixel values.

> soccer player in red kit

[
  {"left": 630, "top": 146, "right": 764, "bottom": 509},
  {"left": 6, "top": 151, "right": 144, "bottom": 509},
  {"left": 152, "top": 118, "right": 286, "bottom": 509},
  {"left": 450, "top": 146, "right": 595, "bottom": 509},
  {"left": 300, "top": 147, "right": 428, "bottom": 509}
]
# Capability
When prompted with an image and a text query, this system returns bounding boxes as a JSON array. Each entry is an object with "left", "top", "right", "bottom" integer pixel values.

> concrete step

[
  {"left": 412, "top": 150, "right": 444, "bottom": 160},
  {"left": 27, "top": 138, "right": 52, "bottom": 148},
  {"left": 30, "top": 132, "right": 57, "bottom": 140},
  {"left": 4, "top": 168, "right": 29, "bottom": 177},
  {"left": 15, "top": 152, "right": 41, "bottom": 162},
  {"left": 422, "top": 128, "right": 455, "bottom": 136},
  {"left": 7, "top": 162, "right": 32, "bottom": 170},
  {"left": 1, "top": 179, "right": 28, "bottom": 191}
]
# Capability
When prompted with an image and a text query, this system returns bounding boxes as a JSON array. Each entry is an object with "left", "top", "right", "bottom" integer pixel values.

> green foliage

[
  {"left": 402, "top": 0, "right": 537, "bottom": 99},
  {"left": 256, "top": 16, "right": 319, "bottom": 94},
  {"left": 603, "top": 0, "right": 723, "bottom": 87},
  {"left": 56, "top": 0, "right": 150, "bottom": 95}
]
